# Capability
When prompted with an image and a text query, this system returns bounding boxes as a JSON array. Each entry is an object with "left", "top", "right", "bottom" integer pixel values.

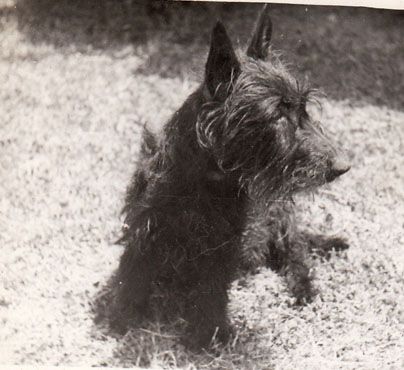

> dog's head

[{"left": 197, "top": 5, "right": 350, "bottom": 198}]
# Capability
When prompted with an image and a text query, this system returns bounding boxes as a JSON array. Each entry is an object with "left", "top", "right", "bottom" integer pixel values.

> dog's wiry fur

[{"left": 112, "top": 6, "right": 350, "bottom": 349}]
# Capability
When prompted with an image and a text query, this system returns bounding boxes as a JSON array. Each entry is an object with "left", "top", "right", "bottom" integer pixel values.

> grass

[{"left": 0, "top": 1, "right": 403, "bottom": 369}]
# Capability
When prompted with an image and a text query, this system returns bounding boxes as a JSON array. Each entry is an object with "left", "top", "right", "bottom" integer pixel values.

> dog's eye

[
  {"left": 298, "top": 109, "right": 309, "bottom": 128},
  {"left": 280, "top": 100, "right": 292, "bottom": 112}
]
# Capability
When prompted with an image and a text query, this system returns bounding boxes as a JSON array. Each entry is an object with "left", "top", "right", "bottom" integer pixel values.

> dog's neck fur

[{"left": 160, "top": 86, "right": 244, "bottom": 200}]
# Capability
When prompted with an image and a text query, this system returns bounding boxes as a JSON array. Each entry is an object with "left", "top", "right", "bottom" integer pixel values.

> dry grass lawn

[{"left": 0, "top": 1, "right": 403, "bottom": 369}]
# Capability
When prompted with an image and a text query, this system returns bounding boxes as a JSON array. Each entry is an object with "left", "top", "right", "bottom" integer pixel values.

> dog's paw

[
  {"left": 327, "top": 237, "right": 349, "bottom": 252},
  {"left": 185, "top": 322, "right": 234, "bottom": 352},
  {"left": 314, "top": 237, "right": 349, "bottom": 259},
  {"left": 285, "top": 268, "right": 317, "bottom": 305},
  {"left": 292, "top": 281, "right": 317, "bottom": 305}
]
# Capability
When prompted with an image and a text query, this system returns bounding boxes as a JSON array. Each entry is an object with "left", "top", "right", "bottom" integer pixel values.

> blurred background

[{"left": 7, "top": 0, "right": 404, "bottom": 108}]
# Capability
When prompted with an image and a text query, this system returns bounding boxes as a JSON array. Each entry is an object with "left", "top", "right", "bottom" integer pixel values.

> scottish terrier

[{"left": 112, "top": 5, "right": 350, "bottom": 349}]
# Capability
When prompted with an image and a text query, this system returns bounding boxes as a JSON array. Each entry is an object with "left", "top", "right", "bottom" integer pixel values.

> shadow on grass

[
  {"left": 91, "top": 274, "right": 266, "bottom": 368},
  {"left": 91, "top": 275, "right": 186, "bottom": 368},
  {"left": 13, "top": 0, "right": 404, "bottom": 110},
  {"left": 13, "top": 1, "right": 404, "bottom": 109}
]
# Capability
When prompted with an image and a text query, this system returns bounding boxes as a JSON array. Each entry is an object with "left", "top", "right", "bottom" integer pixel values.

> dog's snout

[{"left": 326, "top": 157, "right": 351, "bottom": 182}]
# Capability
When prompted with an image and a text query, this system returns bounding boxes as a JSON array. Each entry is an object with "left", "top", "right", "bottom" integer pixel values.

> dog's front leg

[
  {"left": 264, "top": 222, "right": 316, "bottom": 304},
  {"left": 183, "top": 258, "right": 234, "bottom": 350},
  {"left": 267, "top": 230, "right": 349, "bottom": 304}
]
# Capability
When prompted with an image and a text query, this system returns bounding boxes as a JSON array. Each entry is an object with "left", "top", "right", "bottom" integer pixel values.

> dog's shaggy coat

[{"left": 113, "top": 6, "right": 350, "bottom": 349}]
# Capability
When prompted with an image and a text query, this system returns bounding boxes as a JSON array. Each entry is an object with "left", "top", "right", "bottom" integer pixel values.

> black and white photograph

[{"left": 0, "top": 0, "right": 403, "bottom": 369}]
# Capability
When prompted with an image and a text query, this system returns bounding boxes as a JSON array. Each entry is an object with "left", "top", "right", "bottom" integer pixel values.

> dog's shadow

[
  {"left": 90, "top": 247, "right": 343, "bottom": 367},
  {"left": 91, "top": 273, "right": 274, "bottom": 367},
  {"left": 91, "top": 274, "right": 193, "bottom": 367}
]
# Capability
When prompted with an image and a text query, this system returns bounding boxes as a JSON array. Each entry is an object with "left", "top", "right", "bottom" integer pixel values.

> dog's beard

[{"left": 245, "top": 168, "right": 290, "bottom": 205}]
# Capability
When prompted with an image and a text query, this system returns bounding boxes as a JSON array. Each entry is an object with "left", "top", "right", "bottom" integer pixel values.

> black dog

[{"left": 112, "top": 6, "right": 350, "bottom": 349}]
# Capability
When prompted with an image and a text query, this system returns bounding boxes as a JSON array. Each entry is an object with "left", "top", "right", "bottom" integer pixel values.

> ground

[{"left": 0, "top": 1, "right": 403, "bottom": 369}]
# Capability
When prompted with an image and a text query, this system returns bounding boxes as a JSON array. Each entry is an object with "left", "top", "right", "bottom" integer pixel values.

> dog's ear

[
  {"left": 247, "top": 4, "right": 272, "bottom": 60},
  {"left": 205, "top": 21, "right": 240, "bottom": 101}
]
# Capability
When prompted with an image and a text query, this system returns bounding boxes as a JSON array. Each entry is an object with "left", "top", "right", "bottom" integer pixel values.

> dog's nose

[
  {"left": 326, "top": 157, "right": 351, "bottom": 182},
  {"left": 332, "top": 158, "right": 351, "bottom": 176}
]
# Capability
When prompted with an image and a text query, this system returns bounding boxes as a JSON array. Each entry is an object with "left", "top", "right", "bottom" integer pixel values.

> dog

[{"left": 112, "top": 5, "right": 350, "bottom": 349}]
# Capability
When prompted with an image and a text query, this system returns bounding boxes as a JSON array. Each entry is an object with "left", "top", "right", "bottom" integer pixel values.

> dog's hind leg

[{"left": 111, "top": 245, "right": 155, "bottom": 333}]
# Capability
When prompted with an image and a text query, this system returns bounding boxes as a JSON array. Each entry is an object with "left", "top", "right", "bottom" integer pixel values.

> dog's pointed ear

[
  {"left": 205, "top": 21, "right": 240, "bottom": 101},
  {"left": 247, "top": 4, "right": 272, "bottom": 60}
]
